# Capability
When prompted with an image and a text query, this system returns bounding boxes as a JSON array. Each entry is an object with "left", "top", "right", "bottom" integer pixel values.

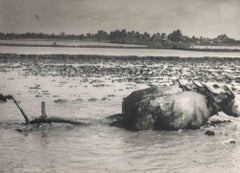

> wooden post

[{"left": 41, "top": 101, "right": 47, "bottom": 119}]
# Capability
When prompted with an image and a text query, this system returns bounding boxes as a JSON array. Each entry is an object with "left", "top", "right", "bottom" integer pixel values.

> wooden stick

[
  {"left": 41, "top": 101, "right": 47, "bottom": 119},
  {"left": 30, "top": 101, "right": 88, "bottom": 125},
  {"left": 11, "top": 97, "right": 29, "bottom": 125},
  {"left": 29, "top": 117, "right": 88, "bottom": 125},
  {"left": 10, "top": 98, "right": 87, "bottom": 126}
]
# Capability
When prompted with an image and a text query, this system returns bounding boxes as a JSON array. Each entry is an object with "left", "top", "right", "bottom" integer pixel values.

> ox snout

[
  {"left": 222, "top": 101, "right": 240, "bottom": 118},
  {"left": 232, "top": 111, "right": 240, "bottom": 117},
  {"left": 229, "top": 104, "right": 240, "bottom": 117}
]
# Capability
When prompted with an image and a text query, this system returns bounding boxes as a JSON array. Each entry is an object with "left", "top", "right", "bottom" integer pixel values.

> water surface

[
  {"left": 0, "top": 61, "right": 240, "bottom": 173},
  {"left": 1, "top": 46, "right": 240, "bottom": 58}
]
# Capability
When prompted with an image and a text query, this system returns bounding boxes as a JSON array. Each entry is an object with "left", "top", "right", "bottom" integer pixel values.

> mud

[
  {"left": 1, "top": 53, "right": 240, "bottom": 173},
  {"left": 1, "top": 54, "right": 240, "bottom": 86}
]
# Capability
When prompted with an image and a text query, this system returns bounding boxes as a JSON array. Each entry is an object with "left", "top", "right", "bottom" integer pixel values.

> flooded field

[
  {"left": 192, "top": 45, "right": 240, "bottom": 50},
  {"left": 0, "top": 40, "right": 146, "bottom": 48},
  {"left": 1, "top": 54, "right": 240, "bottom": 172},
  {"left": 1, "top": 45, "right": 240, "bottom": 58}
]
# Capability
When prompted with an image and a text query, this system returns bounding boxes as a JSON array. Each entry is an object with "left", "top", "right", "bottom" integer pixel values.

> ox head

[{"left": 192, "top": 81, "right": 240, "bottom": 117}]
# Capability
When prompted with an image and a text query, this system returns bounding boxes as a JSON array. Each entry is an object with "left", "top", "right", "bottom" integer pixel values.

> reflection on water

[{"left": 1, "top": 68, "right": 240, "bottom": 172}]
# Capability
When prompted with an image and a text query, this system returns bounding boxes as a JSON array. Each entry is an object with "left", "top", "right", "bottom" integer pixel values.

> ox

[{"left": 110, "top": 81, "right": 240, "bottom": 131}]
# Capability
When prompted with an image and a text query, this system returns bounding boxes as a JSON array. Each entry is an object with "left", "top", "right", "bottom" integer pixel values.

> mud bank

[{"left": 1, "top": 53, "right": 240, "bottom": 86}]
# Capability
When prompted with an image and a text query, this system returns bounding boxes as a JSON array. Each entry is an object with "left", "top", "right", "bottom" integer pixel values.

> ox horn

[
  {"left": 191, "top": 80, "right": 203, "bottom": 88},
  {"left": 224, "top": 85, "right": 235, "bottom": 99},
  {"left": 200, "top": 82, "right": 214, "bottom": 94},
  {"left": 198, "top": 81, "right": 205, "bottom": 87},
  {"left": 176, "top": 79, "right": 184, "bottom": 90}
]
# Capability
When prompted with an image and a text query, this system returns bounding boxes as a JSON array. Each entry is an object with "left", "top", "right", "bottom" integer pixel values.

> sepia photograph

[{"left": 0, "top": 0, "right": 240, "bottom": 172}]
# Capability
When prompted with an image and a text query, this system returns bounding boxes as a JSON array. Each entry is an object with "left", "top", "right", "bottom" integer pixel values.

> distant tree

[
  {"left": 161, "top": 33, "right": 167, "bottom": 40},
  {"left": 167, "top": 29, "right": 183, "bottom": 42},
  {"left": 95, "top": 30, "right": 109, "bottom": 41},
  {"left": 0, "top": 32, "right": 5, "bottom": 39},
  {"left": 151, "top": 33, "right": 161, "bottom": 42},
  {"left": 214, "top": 34, "right": 235, "bottom": 44},
  {"left": 216, "top": 34, "right": 228, "bottom": 40},
  {"left": 142, "top": 32, "right": 151, "bottom": 44},
  {"left": 109, "top": 29, "right": 131, "bottom": 43},
  {"left": 86, "top": 33, "right": 94, "bottom": 40},
  {"left": 1, "top": 29, "right": 239, "bottom": 46},
  {"left": 109, "top": 29, "right": 120, "bottom": 42},
  {"left": 78, "top": 34, "right": 85, "bottom": 39}
]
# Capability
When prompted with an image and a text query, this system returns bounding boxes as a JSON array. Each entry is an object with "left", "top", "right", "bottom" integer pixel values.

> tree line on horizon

[{"left": 0, "top": 29, "right": 239, "bottom": 48}]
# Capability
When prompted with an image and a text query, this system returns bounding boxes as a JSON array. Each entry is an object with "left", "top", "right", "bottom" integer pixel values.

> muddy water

[
  {"left": 1, "top": 61, "right": 240, "bottom": 173},
  {"left": 0, "top": 40, "right": 146, "bottom": 48},
  {"left": 1, "top": 46, "right": 240, "bottom": 58},
  {"left": 192, "top": 45, "right": 240, "bottom": 50}
]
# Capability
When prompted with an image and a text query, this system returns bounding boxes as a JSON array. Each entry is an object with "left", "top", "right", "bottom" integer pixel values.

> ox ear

[
  {"left": 202, "top": 84, "right": 228, "bottom": 103},
  {"left": 210, "top": 85, "right": 235, "bottom": 103},
  {"left": 212, "top": 93, "right": 229, "bottom": 103},
  {"left": 223, "top": 85, "right": 235, "bottom": 100}
]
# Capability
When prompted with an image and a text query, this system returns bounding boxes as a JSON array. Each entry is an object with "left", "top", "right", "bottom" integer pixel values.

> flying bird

[{"left": 35, "top": 14, "right": 40, "bottom": 20}]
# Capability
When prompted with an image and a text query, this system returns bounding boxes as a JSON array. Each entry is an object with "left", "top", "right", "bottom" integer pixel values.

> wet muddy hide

[{"left": 111, "top": 86, "right": 215, "bottom": 131}]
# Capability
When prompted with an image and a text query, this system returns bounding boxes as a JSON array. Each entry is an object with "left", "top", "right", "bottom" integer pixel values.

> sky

[{"left": 0, "top": 0, "right": 240, "bottom": 39}]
